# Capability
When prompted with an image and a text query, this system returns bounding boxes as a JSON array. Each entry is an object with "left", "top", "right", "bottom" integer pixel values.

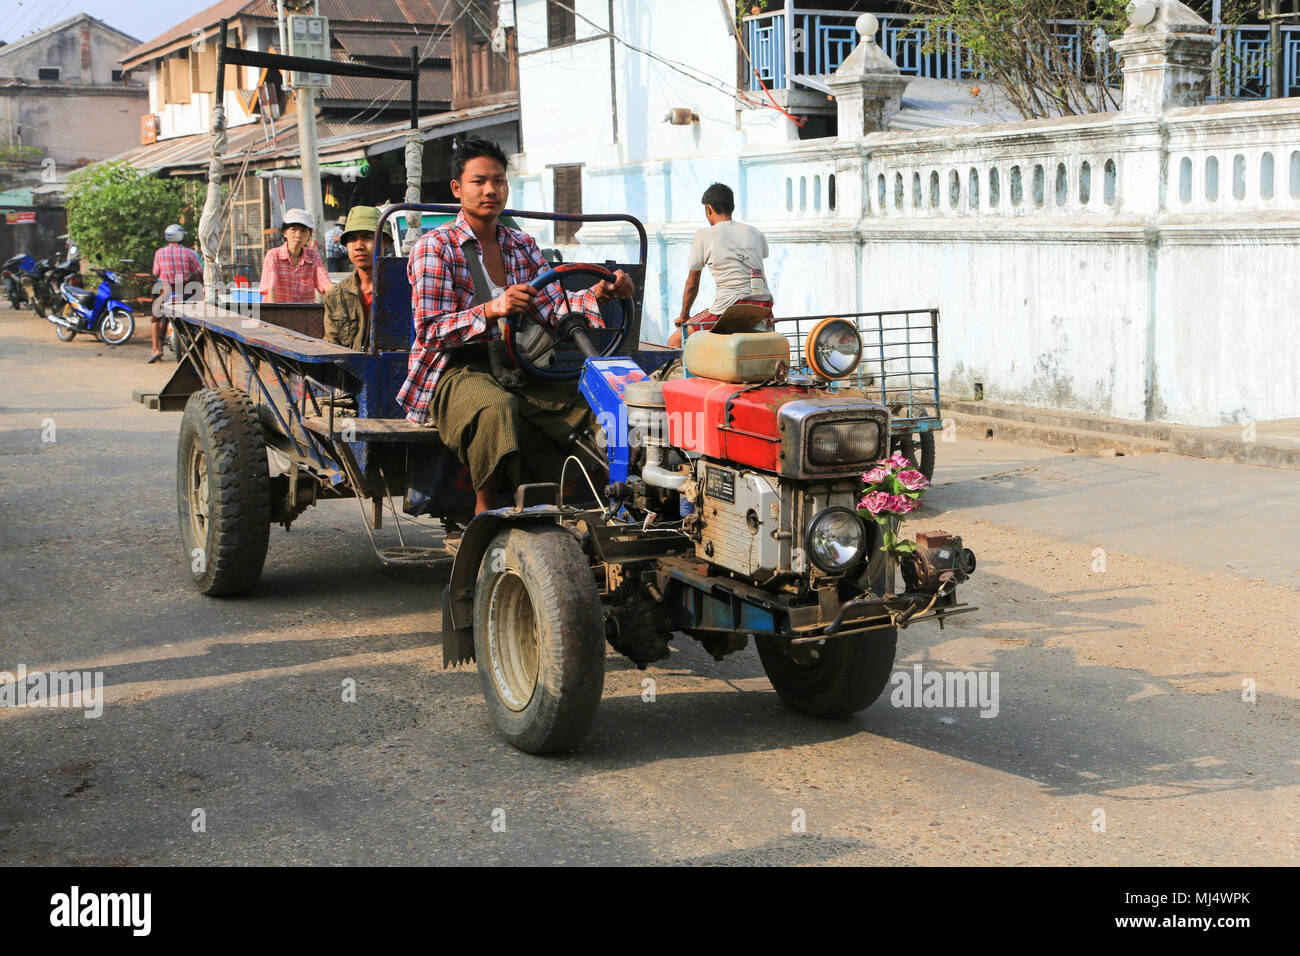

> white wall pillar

[{"left": 826, "top": 13, "right": 910, "bottom": 139}]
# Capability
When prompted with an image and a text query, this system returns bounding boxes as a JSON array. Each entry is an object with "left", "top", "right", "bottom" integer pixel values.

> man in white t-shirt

[{"left": 669, "top": 182, "right": 774, "bottom": 347}]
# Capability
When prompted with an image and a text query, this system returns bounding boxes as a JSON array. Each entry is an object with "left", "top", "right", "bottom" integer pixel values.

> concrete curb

[
  {"left": 1168, "top": 429, "right": 1300, "bottom": 470},
  {"left": 944, "top": 400, "right": 1300, "bottom": 471}
]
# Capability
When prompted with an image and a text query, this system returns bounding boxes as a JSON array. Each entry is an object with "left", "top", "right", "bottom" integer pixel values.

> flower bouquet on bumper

[{"left": 858, "top": 453, "right": 930, "bottom": 559}]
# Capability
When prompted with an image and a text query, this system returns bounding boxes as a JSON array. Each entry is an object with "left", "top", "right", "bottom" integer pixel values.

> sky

[{"left": 1, "top": 0, "right": 213, "bottom": 46}]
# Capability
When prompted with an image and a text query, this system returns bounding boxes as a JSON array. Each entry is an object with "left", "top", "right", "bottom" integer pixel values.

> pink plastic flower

[
  {"left": 887, "top": 453, "right": 912, "bottom": 470},
  {"left": 897, "top": 468, "right": 930, "bottom": 491},
  {"left": 858, "top": 491, "right": 893, "bottom": 515},
  {"left": 889, "top": 494, "right": 919, "bottom": 514},
  {"left": 862, "top": 466, "right": 888, "bottom": 485}
]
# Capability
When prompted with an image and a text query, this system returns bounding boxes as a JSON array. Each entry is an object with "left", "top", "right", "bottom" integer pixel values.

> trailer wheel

[
  {"left": 756, "top": 628, "right": 898, "bottom": 718},
  {"left": 472, "top": 526, "right": 605, "bottom": 753},
  {"left": 176, "top": 387, "right": 271, "bottom": 595}
]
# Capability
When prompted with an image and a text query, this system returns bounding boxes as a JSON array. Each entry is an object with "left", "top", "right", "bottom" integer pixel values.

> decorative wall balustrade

[{"left": 742, "top": 8, "right": 1300, "bottom": 102}]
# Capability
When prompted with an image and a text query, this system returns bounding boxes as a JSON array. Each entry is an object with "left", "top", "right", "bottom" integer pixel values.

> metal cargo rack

[{"left": 773, "top": 308, "right": 942, "bottom": 434}]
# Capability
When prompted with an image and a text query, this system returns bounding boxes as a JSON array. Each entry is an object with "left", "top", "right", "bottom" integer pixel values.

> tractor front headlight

[
  {"left": 804, "top": 506, "right": 867, "bottom": 574},
  {"left": 805, "top": 317, "right": 863, "bottom": 379},
  {"left": 808, "top": 419, "right": 881, "bottom": 465}
]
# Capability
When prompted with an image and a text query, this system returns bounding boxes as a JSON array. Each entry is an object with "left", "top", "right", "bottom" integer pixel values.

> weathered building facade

[
  {"left": 114, "top": 0, "right": 520, "bottom": 276},
  {"left": 0, "top": 14, "right": 147, "bottom": 172}
]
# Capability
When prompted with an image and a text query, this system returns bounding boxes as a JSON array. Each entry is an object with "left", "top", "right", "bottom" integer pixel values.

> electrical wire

[
  {"left": 331, "top": 0, "right": 461, "bottom": 130},
  {"left": 560, "top": 454, "right": 604, "bottom": 511},
  {"left": 545, "top": 0, "right": 784, "bottom": 116}
]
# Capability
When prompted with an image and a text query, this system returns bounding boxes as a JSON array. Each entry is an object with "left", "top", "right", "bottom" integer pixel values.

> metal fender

[
  {"left": 106, "top": 299, "right": 133, "bottom": 313},
  {"left": 440, "top": 505, "right": 564, "bottom": 667}
]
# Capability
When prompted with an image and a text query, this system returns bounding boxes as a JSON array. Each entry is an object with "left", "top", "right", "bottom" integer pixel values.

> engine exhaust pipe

[
  {"left": 642, "top": 444, "right": 687, "bottom": 491},
  {"left": 46, "top": 312, "right": 77, "bottom": 330}
]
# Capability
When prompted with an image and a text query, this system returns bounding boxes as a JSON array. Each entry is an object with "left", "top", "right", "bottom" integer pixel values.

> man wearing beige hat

[{"left": 258, "top": 207, "right": 333, "bottom": 303}]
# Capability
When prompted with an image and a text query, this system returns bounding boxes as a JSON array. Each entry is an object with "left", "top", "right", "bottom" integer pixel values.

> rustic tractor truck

[{"left": 152, "top": 204, "right": 977, "bottom": 753}]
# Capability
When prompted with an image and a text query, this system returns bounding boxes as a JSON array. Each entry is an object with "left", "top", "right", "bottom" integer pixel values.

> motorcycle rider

[{"left": 150, "top": 224, "right": 202, "bottom": 363}]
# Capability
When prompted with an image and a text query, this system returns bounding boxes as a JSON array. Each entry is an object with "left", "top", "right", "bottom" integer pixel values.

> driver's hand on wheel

[
  {"left": 593, "top": 269, "right": 633, "bottom": 304},
  {"left": 487, "top": 284, "right": 537, "bottom": 321}
]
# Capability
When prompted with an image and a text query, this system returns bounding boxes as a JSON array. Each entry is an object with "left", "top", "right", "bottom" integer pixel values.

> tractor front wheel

[
  {"left": 472, "top": 526, "right": 605, "bottom": 753},
  {"left": 756, "top": 628, "right": 898, "bottom": 718}
]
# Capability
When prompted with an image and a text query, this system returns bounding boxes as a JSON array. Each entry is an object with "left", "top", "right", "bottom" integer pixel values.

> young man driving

[{"left": 397, "top": 138, "right": 634, "bottom": 515}]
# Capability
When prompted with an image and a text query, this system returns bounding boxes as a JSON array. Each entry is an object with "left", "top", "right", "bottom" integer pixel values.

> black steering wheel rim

[{"left": 502, "top": 263, "right": 633, "bottom": 381}]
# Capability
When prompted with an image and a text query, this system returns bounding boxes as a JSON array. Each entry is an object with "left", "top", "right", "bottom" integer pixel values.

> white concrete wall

[
  {"left": 512, "top": 0, "right": 791, "bottom": 246},
  {"left": 509, "top": 3, "right": 1300, "bottom": 427}
]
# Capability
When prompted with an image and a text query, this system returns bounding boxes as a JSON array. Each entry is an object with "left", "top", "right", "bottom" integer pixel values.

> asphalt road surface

[{"left": 2, "top": 305, "right": 1296, "bottom": 865}]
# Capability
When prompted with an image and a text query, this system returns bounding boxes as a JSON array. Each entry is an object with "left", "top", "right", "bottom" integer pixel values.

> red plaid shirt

[
  {"left": 151, "top": 243, "right": 202, "bottom": 301},
  {"left": 258, "top": 243, "right": 331, "bottom": 303},
  {"left": 398, "top": 212, "right": 603, "bottom": 423}
]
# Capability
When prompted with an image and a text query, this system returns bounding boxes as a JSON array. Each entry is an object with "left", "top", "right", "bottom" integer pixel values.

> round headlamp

[
  {"left": 805, "top": 317, "right": 862, "bottom": 379},
  {"left": 804, "top": 506, "right": 868, "bottom": 574}
]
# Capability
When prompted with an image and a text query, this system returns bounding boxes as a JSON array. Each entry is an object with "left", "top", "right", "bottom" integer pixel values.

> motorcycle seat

[{"left": 62, "top": 283, "right": 95, "bottom": 309}]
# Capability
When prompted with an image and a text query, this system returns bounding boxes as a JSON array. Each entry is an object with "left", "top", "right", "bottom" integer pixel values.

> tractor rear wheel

[
  {"left": 472, "top": 525, "right": 605, "bottom": 753},
  {"left": 756, "top": 628, "right": 898, "bottom": 717},
  {"left": 176, "top": 387, "right": 271, "bottom": 595}
]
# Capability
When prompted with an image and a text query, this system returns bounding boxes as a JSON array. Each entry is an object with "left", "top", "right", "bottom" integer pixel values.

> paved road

[{"left": 1, "top": 306, "right": 1296, "bottom": 865}]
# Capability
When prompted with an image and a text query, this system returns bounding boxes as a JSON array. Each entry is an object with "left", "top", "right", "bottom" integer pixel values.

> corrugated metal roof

[
  {"left": 121, "top": 0, "right": 449, "bottom": 68},
  {"left": 0, "top": 187, "right": 34, "bottom": 209},
  {"left": 335, "top": 32, "right": 450, "bottom": 61},
  {"left": 322, "top": 65, "right": 452, "bottom": 104},
  {"left": 110, "top": 102, "right": 517, "bottom": 175}
]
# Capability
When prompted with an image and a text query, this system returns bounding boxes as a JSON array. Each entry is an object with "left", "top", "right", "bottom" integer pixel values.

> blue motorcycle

[{"left": 52, "top": 268, "right": 134, "bottom": 346}]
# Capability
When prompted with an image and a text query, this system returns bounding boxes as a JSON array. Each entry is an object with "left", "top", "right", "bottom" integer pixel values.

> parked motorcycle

[
  {"left": 2, "top": 254, "right": 35, "bottom": 309},
  {"left": 50, "top": 268, "right": 134, "bottom": 345},
  {"left": 29, "top": 253, "right": 81, "bottom": 318}
]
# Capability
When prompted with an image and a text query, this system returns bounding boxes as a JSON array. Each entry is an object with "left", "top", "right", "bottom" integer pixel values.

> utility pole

[{"left": 277, "top": 0, "right": 327, "bottom": 253}]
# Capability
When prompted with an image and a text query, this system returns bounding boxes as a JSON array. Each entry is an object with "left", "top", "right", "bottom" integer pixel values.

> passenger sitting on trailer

[
  {"left": 397, "top": 138, "right": 635, "bottom": 516},
  {"left": 322, "top": 205, "right": 381, "bottom": 350},
  {"left": 667, "top": 182, "right": 774, "bottom": 347}
]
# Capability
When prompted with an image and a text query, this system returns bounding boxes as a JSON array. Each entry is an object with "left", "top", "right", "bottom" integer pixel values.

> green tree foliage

[
  {"left": 65, "top": 161, "right": 195, "bottom": 269},
  {"left": 905, "top": 1, "right": 1251, "bottom": 119}
]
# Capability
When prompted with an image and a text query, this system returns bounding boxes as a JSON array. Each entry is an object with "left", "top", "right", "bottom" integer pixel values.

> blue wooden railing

[{"left": 742, "top": 9, "right": 1300, "bottom": 101}]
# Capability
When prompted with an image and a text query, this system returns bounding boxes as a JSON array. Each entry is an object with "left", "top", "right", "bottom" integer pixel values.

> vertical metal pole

[
  {"left": 1210, "top": 0, "right": 1222, "bottom": 101},
  {"left": 1272, "top": 12, "right": 1285, "bottom": 98},
  {"left": 279, "top": 0, "right": 326, "bottom": 253},
  {"left": 410, "top": 45, "right": 419, "bottom": 130},
  {"left": 783, "top": 0, "right": 795, "bottom": 90}
]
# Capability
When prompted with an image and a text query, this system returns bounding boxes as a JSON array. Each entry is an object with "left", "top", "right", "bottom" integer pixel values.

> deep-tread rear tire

[
  {"left": 472, "top": 526, "right": 605, "bottom": 753},
  {"left": 177, "top": 387, "right": 271, "bottom": 595},
  {"left": 756, "top": 627, "right": 898, "bottom": 717}
]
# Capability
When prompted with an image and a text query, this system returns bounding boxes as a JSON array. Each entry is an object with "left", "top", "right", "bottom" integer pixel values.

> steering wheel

[{"left": 501, "top": 263, "right": 633, "bottom": 381}]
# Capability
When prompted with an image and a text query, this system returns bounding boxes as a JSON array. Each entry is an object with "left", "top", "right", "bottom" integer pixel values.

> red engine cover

[{"left": 662, "top": 377, "right": 814, "bottom": 473}]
